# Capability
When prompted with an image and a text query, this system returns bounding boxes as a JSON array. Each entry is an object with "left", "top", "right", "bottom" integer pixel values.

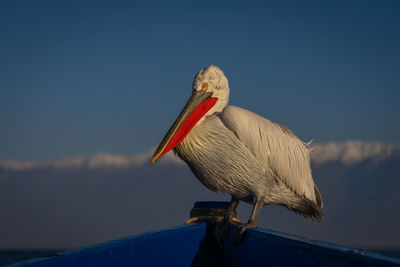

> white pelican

[{"left": 152, "top": 65, "right": 323, "bottom": 241}]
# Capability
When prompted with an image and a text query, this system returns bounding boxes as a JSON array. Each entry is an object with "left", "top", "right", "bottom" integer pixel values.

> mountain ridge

[
  {"left": 1, "top": 141, "right": 398, "bottom": 172},
  {"left": 0, "top": 140, "right": 399, "bottom": 249}
]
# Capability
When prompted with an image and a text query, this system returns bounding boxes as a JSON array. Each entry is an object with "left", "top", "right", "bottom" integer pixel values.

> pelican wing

[{"left": 220, "top": 105, "right": 319, "bottom": 203}]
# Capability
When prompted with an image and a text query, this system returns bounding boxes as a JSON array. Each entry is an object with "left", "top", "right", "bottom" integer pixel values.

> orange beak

[{"left": 152, "top": 90, "right": 217, "bottom": 163}]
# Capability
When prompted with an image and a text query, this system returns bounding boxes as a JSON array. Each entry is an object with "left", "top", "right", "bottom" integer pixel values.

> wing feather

[{"left": 220, "top": 105, "right": 319, "bottom": 204}]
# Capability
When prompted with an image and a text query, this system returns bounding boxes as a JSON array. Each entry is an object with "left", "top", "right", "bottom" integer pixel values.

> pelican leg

[
  {"left": 214, "top": 197, "right": 239, "bottom": 246},
  {"left": 233, "top": 200, "right": 262, "bottom": 244},
  {"left": 224, "top": 197, "right": 239, "bottom": 224}
]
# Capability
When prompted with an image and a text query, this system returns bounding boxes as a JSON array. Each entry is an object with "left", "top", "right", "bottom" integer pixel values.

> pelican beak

[{"left": 152, "top": 90, "right": 217, "bottom": 163}]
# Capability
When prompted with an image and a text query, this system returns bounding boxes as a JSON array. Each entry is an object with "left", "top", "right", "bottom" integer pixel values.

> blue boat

[{"left": 9, "top": 202, "right": 400, "bottom": 266}]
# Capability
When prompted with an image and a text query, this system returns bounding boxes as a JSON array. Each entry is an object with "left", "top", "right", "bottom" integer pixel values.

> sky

[{"left": 1, "top": 0, "right": 400, "bottom": 161}]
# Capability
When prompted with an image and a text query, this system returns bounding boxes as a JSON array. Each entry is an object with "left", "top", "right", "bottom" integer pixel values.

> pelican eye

[{"left": 201, "top": 83, "right": 208, "bottom": 91}]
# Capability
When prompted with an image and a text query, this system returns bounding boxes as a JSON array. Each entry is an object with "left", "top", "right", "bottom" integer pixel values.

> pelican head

[
  {"left": 192, "top": 65, "right": 230, "bottom": 118},
  {"left": 152, "top": 65, "right": 230, "bottom": 163}
]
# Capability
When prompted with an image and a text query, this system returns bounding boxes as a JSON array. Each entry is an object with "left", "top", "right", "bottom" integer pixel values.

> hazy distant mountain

[{"left": 0, "top": 141, "right": 399, "bottom": 250}]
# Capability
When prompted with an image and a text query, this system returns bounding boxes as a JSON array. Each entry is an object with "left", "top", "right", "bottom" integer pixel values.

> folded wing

[{"left": 220, "top": 105, "right": 322, "bottom": 206}]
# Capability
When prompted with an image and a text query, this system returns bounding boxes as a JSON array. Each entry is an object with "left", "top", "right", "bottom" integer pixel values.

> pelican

[{"left": 152, "top": 65, "right": 323, "bottom": 241}]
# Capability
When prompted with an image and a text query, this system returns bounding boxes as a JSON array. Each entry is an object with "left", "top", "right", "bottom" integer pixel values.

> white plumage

[
  {"left": 153, "top": 65, "right": 323, "bottom": 238},
  {"left": 220, "top": 105, "right": 319, "bottom": 204}
]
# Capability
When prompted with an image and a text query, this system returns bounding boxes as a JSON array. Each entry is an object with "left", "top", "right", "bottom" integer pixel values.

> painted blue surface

[
  {"left": 9, "top": 223, "right": 400, "bottom": 267},
  {"left": 218, "top": 228, "right": 400, "bottom": 266},
  {"left": 9, "top": 224, "right": 207, "bottom": 267}
]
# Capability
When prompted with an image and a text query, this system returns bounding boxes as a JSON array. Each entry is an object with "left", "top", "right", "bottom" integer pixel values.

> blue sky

[{"left": 1, "top": 0, "right": 399, "bottom": 161}]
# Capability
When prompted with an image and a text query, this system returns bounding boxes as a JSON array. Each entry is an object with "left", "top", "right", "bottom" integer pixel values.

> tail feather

[
  {"left": 268, "top": 178, "right": 324, "bottom": 221},
  {"left": 287, "top": 196, "right": 324, "bottom": 221},
  {"left": 314, "top": 185, "right": 323, "bottom": 208}
]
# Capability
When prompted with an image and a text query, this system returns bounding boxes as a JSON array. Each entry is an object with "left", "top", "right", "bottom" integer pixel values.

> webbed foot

[
  {"left": 232, "top": 222, "right": 258, "bottom": 244},
  {"left": 185, "top": 215, "right": 225, "bottom": 225},
  {"left": 213, "top": 217, "right": 242, "bottom": 246}
]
